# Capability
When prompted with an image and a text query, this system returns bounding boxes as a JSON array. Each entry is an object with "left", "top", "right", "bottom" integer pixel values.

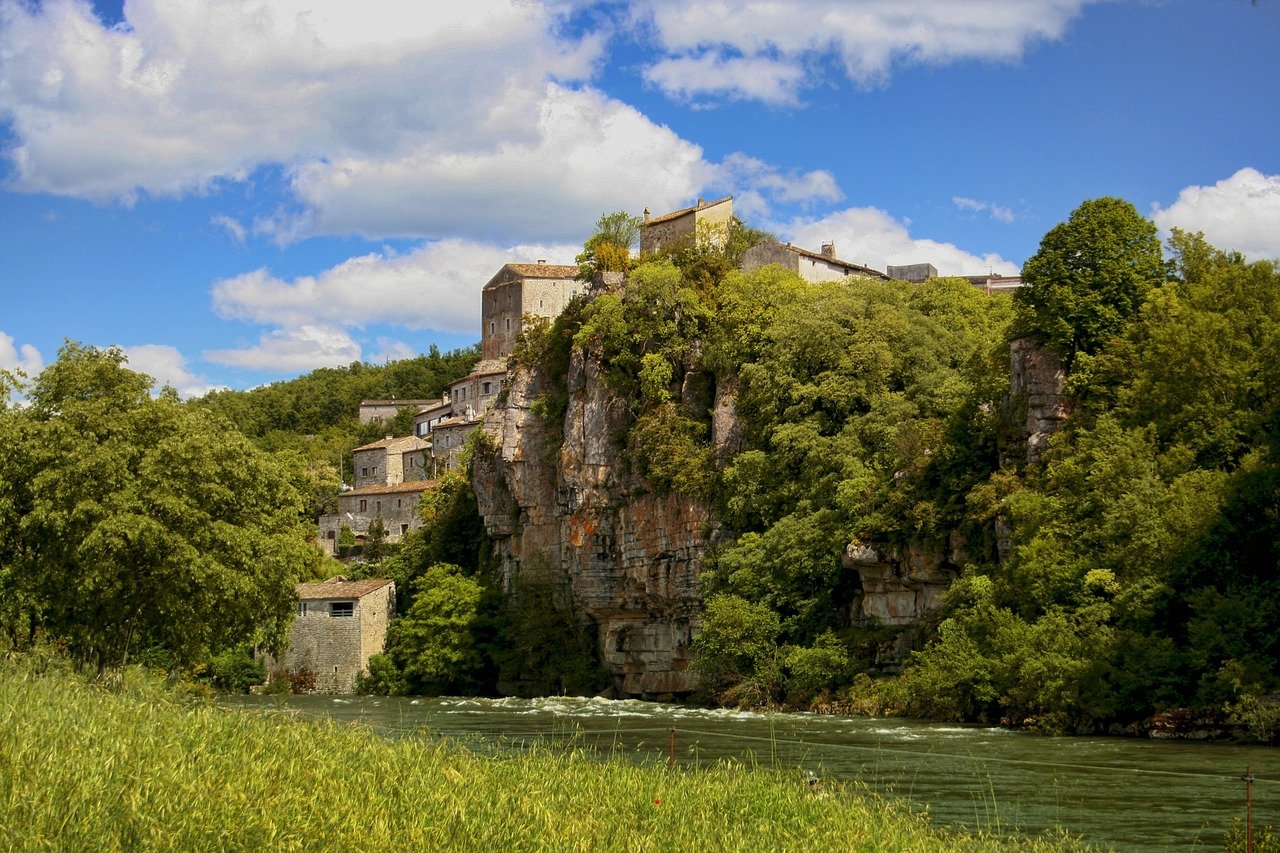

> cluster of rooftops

[{"left": 319, "top": 196, "right": 1021, "bottom": 554}]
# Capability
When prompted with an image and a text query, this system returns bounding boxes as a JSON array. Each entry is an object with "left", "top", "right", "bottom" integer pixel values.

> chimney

[
  {"left": 821, "top": 242, "right": 836, "bottom": 259},
  {"left": 385, "top": 434, "right": 393, "bottom": 441},
  {"left": 537, "top": 259, "right": 546, "bottom": 264},
  {"left": 696, "top": 197, "right": 704, "bottom": 206},
  {"left": 643, "top": 207, "right": 650, "bottom": 224}
]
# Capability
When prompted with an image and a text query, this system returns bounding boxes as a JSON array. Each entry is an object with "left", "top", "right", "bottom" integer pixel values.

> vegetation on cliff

[{"left": 497, "top": 200, "right": 1280, "bottom": 736}]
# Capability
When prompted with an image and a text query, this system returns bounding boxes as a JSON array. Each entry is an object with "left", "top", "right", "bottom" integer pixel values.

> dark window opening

[{"left": 330, "top": 601, "right": 354, "bottom": 618}]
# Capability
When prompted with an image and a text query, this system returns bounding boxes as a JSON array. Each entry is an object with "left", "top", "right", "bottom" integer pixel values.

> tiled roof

[
  {"left": 465, "top": 358, "right": 509, "bottom": 377},
  {"left": 297, "top": 576, "right": 393, "bottom": 601},
  {"left": 484, "top": 263, "right": 579, "bottom": 289},
  {"left": 645, "top": 196, "right": 733, "bottom": 226},
  {"left": 343, "top": 480, "right": 435, "bottom": 497},
  {"left": 781, "top": 242, "right": 890, "bottom": 280},
  {"left": 352, "top": 435, "right": 430, "bottom": 453},
  {"left": 359, "top": 399, "right": 432, "bottom": 407}
]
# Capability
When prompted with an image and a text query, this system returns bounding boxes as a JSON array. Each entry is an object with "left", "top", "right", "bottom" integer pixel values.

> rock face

[
  {"left": 1008, "top": 337, "right": 1073, "bottom": 463},
  {"left": 473, "top": 349, "right": 714, "bottom": 698}
]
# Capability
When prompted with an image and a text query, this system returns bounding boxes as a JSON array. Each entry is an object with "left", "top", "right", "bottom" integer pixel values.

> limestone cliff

[{"left": 473, "top": 348, "right": 714, "bottom": 698}]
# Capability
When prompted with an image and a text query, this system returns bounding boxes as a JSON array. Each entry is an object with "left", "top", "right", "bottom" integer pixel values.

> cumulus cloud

[
  {"left": 204, "top": 325, "right": 362, "bottom": 371},
  {"left": 634, "top": 0, "right": 1097, "bottom": 101},
  {"left": 953, "top": 196, "right": 1016, "bottom": 224},
  {"left": 211, "top": 239, "right": 578, "bottom": 334},
  {"left": 782, "top": 206, "right": 1020, "bottom": 276},
  {"left": 1152, "top": 168, "right": 1280, "bottom": 262},
  {"left": 369, "top": 338, "right": 418, "bottom": 364},
  {"left": 121, "top": 344, "right": 223, "bottom": 398},
  {"left": 0, "top": 331, "right": 43, "bottom": 377},
  {"left": 0, "top": 0, "right": 838, "bottom": 241}
]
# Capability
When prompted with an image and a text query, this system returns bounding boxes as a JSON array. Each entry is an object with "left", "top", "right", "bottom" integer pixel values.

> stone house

[
  {"left": 316, "top": 435, "right": 432, "bottom": 555},
  {"left": 279, "top": 576, "right": 395, "bottom": 694},
  {"left": 640, "top": 196, "right": 733, "bottom": 256},
  {"left": 351, "top": 435, "right": 430, "bottom": 490},
  {"left": 739, "top": 239, "right": 890, "bottom": 283},
  {"left": 414, "top": 393, "right": 452, "bottom": 438},
  {"left": 481, "top": 261, "right": 586, "bottom": 361},
  {"left": 358, "top": 399, "right": 432, "bottom": 425}
]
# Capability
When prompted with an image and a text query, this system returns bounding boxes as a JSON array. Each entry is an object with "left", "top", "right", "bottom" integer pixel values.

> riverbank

[{"left": 0, "top": 660, "right": 1085, "bottom": 851}]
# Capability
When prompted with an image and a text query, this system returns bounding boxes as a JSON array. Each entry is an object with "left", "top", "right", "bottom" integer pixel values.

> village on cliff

[{"left": 282, "top": 196, "right": 1024, "bottom": 694}]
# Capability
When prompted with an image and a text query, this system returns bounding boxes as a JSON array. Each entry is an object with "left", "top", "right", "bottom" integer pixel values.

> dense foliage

[{"left": 0, "top": 344, "right": 321, "bottom": 673}]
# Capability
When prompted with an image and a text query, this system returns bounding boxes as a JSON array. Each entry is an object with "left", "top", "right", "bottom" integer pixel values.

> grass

[{"left": 0, "top": 659, "right": 1088, "bottom": 851}]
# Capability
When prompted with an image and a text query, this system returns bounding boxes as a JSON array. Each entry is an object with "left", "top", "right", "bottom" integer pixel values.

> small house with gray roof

[
  {"left": 482, "top": 261, "right": 586, "bottom": 361},
  {"left": 640, "top": 196, "right": 734, "bottom": 256},
  {"left": 278, "top": 576, "right": 396, "bottom": 694}
]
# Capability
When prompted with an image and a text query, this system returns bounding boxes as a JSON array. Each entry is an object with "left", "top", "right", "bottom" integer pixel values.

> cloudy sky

[{"left": 1, "top": 0, "right": 1277, "bottom": 395}]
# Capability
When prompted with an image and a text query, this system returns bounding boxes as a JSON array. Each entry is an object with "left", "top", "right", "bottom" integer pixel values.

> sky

[{"left": 0, "top": 0, "right": 1277, "bottom": 396}]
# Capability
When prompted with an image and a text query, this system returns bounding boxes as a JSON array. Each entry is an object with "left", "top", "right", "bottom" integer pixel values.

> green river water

[{"left": 227, "top": 694, "right": 1277, "bottom": 851}]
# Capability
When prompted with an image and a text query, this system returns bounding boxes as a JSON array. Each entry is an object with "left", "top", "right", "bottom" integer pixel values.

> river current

[{"left": 226, "top": 694, "right": 1278, "bottom": 851}]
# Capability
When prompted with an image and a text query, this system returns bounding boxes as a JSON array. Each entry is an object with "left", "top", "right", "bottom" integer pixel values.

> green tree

[
  {"left": 1014, "top": 197, "right": 1167, "bottom": 364},
  {"left": 576, "top": 211, "right": 642, "bottom": 279},
  {"left": 1, "top": 343, "right": 317, "bottom": 674},
  {"left": 386, "top": 563, "right": 485, "bottom": 693}
]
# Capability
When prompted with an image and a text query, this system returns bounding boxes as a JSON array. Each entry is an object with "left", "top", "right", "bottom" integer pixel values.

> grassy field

[{"left": 0, "top": 659, "right": 1085, "bottom": 851}]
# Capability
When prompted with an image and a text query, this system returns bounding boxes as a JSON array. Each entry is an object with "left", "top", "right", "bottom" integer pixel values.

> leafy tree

[
  {"left": 1014, "top": 197, "right": 1167, "bottom": 364},
  {"left": 576, "top": 211, "right": 642, "bottom": 279},
  {"left": 386, "top": 563, "right": 486, "bottom": 693},
  {"left": 0, "top": 343, "right": 317, "bottom": 674},
  {"left": 693, "top": 594, "right": 781, "bottom": 703}
]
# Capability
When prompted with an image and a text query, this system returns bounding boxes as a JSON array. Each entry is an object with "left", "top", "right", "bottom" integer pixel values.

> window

[
  {"left": 361, "top": 467, "right": 368, "bottom": 477},
  {"left": 359, "top": 499, "right": 367, "bottom": 512},
  {"left": 297, "top": 601, "right": 307, "bottom": 616},
  {"left": 396, "top": 498, "right": 402, "bottom": 508},
  {"left": 326, "top": 530, "right": 336, "bottom": 540},
  {"left": 482, "top": 382, "right": 491, "bottom": 395},
  {"left": 400, "top": 524, "right": 409, "bottom": 535},
  {"left": 375, "top": 500, "right": 382, "bottom": 513},
  {"left": 371, "top": 466, "right": 378, "bottom": 475},
  {"left": 489, "top": 321, "right": 495, "bottom": 334},
  {"left": 505, "top": 318, "right": 511, "bottom": 331},
  {"left": 330, "top": 601, "right": 354, "bottom": 617}
]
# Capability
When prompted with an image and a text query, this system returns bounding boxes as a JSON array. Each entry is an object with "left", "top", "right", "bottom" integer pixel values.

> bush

[{"left": 207, "top": 648, "right": 265, "bottom": 693}]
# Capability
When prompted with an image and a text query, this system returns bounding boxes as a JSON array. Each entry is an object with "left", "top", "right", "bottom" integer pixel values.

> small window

[
  {"left": 489, "top": 321, "right": 495, "bottom": 334},
  {"left": 359, "top": 499, "right": 367, "bottom": 512},
  {"left": 297, "top": 602, "right": 307, "bottom": 616},
  {"left": 372, "top": 466, "right": 378, "bottom": 475},
  {"left": 330, "top": 602, "right": 354, "bottom": 618},
  {"left": 505, "top": 318, "right": 511, "bottom": 331},
  {"left": 361, "top": 467, "right": 368, "bottom": 477},
  {"left": 396, "top": 498, "right": 402, "bottom": 508},
  {"left": 400, "top": 524, "right": 409, "bottom": 535},
  {"left": 375, "top": 500, "right": 382, "bottom": 513},
  {"left": 326, "top": 530, "right": 336, "bottom": 540},
  {"left": 482, "top": 382, "right": 491, "bottom": 395}
]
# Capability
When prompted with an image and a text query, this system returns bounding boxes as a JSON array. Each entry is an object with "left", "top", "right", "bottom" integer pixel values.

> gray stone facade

[
  {"left": 351, "top": 435, "right": 429, "bottom": 490},
  {"left": 739, "top": 239, "right": 890, "bottom": 283},
  {"left": 481, "top": 263, "right": 586, "bottom": 361},
  {"left": 278, "top": 577, "right": 395, "bottom": 694},
  {"left": 640, "top": 196, "right": 733, "bottom": 256},
  {"left": 358, "top": 399, "right": 432, "bottom": 425}
]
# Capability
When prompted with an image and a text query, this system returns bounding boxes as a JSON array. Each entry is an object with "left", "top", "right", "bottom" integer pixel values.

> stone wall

[
  {"left": 280, "top": 583, "right": 395, "bottom": 693},
  {"left": 1008, "top": 337, "right": 1073, "bottom": 463},
  {"left": 473, "top": 348, "right": 713, "bottom": 698}
]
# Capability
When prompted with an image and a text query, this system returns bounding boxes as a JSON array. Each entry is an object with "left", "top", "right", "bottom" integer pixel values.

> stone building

[
  {"left": 414, "top": 393, "right": 453, "bottom": 438},
  {"left": 739, "top": 239, "right": 890, "bottom": 283},
  {"left": 358, "top": 399, "right": 432, "bottom": 425},
  {"left": 481, "top": 261, "right": 586, "bottom": 361},
  {"left": 350, "top": 435, "right": 430, "bottom": 490},
  {"left": 640, "top": 196, "right": 733, "bottom": 256},
  {"left": 317, "top": 435, "right": 432, "bottom": 554},
  {"left": 279, "top": 577, "right": 395, "bottom": 694}
]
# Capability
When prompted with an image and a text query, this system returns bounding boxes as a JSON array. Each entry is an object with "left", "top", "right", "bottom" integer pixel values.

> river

[{"left": 226, "top": 694, "right": 1277, "bottom": 851}]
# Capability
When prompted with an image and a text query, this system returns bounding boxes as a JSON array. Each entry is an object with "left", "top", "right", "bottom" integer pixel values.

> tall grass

[{"left": 0, "top": 660, "right": 1085, "bottom": 851}]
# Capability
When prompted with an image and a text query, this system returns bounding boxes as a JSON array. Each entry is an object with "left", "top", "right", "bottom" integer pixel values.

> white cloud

[
  {"left": 211, "top": 214, "right": 247, "bottom": 244},
  {"left": 643, "top": 53, "right": 806, "bottom": 106},
  {"left": 634, "top": 0, "right": 1097, "bottom": 101},
  {"left": 369, "top": 338, "right": 417, "bottom": 364},
  {"left": 781, "top": 206, "right": 1020, "bottom": 276},
  {"left": 211, "top": 238, "right": 578, "bottom": 334},
  {"left": 1151, "top": 168, "right": 1280, "bottom": 262},
  {"left": 279, "top": 84, "right": 711, "bottom": 243},
  {"left": 0, "top": 331, "right": 43, "bottom": 377},
  {"left": 204, "top": 325, "right": 362, "bottom": 371},
  {"left": 121, "top": 344, "right": 223, "bottom": 398},
  {"left": 953, "top": 196, "right": 1016, "bottom": 224},
  {"left": 0, "top": 1, "right": 836, "bottom": 241}
]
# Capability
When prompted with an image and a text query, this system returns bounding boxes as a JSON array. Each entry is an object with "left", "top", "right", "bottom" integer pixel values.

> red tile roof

[{"left": 343, "top": 480, "right": 435, "bottom": 497}]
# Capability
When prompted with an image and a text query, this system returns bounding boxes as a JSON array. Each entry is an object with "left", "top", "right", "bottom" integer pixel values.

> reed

[{"left": 0, "top": 661, "right": 1085, "bottom": 851}]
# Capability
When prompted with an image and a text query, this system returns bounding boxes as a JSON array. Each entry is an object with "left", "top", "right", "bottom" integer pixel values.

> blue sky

[{"left": 1, "top": 0, "right": 1277, "bottom": 394}]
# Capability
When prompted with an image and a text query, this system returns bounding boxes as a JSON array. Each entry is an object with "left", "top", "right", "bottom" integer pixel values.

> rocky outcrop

[
  {"left": 1008, "top": 337, "right": 1073, "bottom": 463},
  {"left": 473, "top": 348, "right": 714, "bottom": 698}
]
